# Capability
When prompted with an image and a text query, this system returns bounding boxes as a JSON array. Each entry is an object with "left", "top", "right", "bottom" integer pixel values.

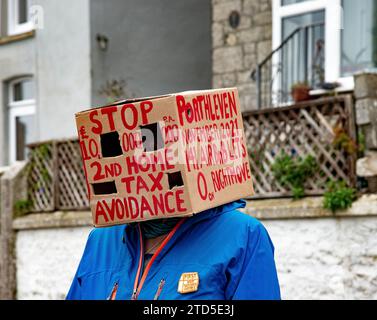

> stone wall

[
  {"left": 0, "top": 162, "right": 28, "bottom": 299},
  {"left": 212, "top": 0, "right": 272, "bottom": 111},
  {"left": 354, "top": 72, "right": 377, "bottom": 192}
]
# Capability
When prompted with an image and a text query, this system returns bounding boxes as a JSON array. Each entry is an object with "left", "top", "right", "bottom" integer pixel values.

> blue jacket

[{"left": 66, "top": 200, "right": 281, "bottom": 300}]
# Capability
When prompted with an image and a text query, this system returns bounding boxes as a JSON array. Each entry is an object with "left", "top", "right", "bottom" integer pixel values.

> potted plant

[{"left": 291, "top": 82, "right": 311, "bottom": 103}]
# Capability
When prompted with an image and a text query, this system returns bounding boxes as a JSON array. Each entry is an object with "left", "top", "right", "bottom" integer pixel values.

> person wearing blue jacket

[{"left": 66, "top": 199, "right": 281, "bottom": 300}]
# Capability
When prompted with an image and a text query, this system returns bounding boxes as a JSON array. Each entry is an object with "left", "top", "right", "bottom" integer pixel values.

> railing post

[
  {"left": 304, "top": 26, "right": 309, "bottom": 85},
  {"left": 256, "top": 66, "right": 262, "bottom": 110}
]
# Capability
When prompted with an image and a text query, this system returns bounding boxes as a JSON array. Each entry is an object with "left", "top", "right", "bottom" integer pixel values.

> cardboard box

[{"left": 75, "top": 87, "right": 254, "bottom": 227}]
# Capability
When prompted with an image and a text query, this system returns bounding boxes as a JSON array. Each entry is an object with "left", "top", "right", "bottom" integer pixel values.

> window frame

[
  {"left": 8, "top": 77, "right": 36, "bottom": 164},
  {"left": 7, "top": 0, "right": 34, "bottom": 36},
  {"left": 272, "top": 0, "right": 353, "bottom": 91}
]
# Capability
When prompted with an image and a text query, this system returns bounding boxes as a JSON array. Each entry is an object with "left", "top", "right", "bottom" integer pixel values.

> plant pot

[{"left": 291, "top": 87, "right": 311, "bottom": 103}]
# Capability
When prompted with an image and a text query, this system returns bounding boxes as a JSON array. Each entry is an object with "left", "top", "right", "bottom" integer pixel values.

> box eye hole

[
  {"left": 167, "top": 171, "right": 184, "bottom": 189},
  {"left": 140, "top": 122, "right": 164, "bottom": 152},
  {"left": 92, "top": 181, "right": 117, "bottom": 195},
  {"left": 100, "top": 131, "right": 123, "bottom": 157}
]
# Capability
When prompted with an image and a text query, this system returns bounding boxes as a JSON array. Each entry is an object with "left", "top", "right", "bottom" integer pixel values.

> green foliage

[
  {"left": 35, "top": 143, "right": 50, "bottom": 158},
  {"left": 357, "top": 131, "right": 366, "bottom": 154},
  {"left": 28, "top": 143, "right": 52, "bottom": 189},
  {"left": 271, "top": 152, "right": 318, "bottom": 199},
  {"left": 332, "top": 125, "right": 357, "bottom": 155},
  {"left": 323, "top": 180, "right": 357, "bottom": 212},
  {"left": 249, "top": 147, "right": 262, "bottom": 167},
  {"left": 14, "top": 199, "right": 33, "bottom": 218}
]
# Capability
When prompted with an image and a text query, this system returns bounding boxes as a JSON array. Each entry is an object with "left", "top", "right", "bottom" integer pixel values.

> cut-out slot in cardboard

[
  {"left": 140, "top": 122, "right": 164, "bottom": 152},
  {"left": 100, "top": 131, "right": 123, "bottom": 158},
  {"left": 167, "top": 171, "right": 184, "bottom": 189},
  {"left": 92, "top": 181, "right": 117, "bottom": 195}
]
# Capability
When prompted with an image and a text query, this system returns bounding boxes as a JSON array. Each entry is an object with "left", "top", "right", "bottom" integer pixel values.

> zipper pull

[
  {"left": 107, "top": 282, "right": 118, "bottom": 300},
  {"left": 154, "top": 279, "right": 165, "bottom": 300},
  {"left": 131, "top": 289, "right": 138, "bottom": 300}
]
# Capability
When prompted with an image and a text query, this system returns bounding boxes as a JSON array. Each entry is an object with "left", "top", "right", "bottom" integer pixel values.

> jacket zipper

[
  {"left": 131, "top": 224, "right": 144, "bottom": 300},
  {"left": 107, "top": 281, "right": 119, "bottom": 300},
  {"left": 154, "top": 279, "right": 165, "bottom": 300},
  {"left": 131, "top": 218, "right": 186, "bottom": 300}
]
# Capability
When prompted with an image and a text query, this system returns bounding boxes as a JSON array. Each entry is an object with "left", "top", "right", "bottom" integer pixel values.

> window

[
  {"left": 341, "top": 0, "right": 377, "bottom": 76},
  {"left": 273, "top": 0, "right": 353, "bottom": 92},
  {"left": 8, "top": 77, "right": 36, "bottom": 163},
  {"left": 282, "top": 10, "right": 324, "bottom": 39},
  {"left": 281, "top": 10, "right": 325, "bottom": 93},
  {"left": 281, "top": 0, "right": 312, "bottom": 6},
  {"left": 7, "top": 0, "right": 34, "bottom": 36}
]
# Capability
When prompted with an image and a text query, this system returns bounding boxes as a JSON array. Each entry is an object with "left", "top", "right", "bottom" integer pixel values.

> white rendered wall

[
  {"left": 16, "top": 216, "right": 377, "bottom": 300},
  {"left": 16, "top": 227, "right": 92, "bottom": 300},
  {"left": 263, "top": 217, "right": 377, "bottom": 299}
]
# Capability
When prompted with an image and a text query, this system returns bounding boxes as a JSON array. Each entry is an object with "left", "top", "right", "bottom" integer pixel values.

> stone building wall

[
  {"left": 354, "top": 72, "right": 377, "bottom": 193},
  {"left": 212, "top": 0, "right": 272, "bottom": 111}
]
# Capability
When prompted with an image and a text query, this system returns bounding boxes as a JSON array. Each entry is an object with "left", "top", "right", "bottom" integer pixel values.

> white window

[
  {"left": 8, "top": 77, "right": 36, "bottom": 163},
  {"left": 7, "top": 0, "right": 34, "bottom": 36},
  {"left": 272, "top": 0, "right": 361, "bottom": 92},
  {"left": 341, "top": 0, "right": 377, "bottom": 77}
]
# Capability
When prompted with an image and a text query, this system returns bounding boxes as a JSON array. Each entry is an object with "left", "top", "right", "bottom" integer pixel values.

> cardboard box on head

[{"left": 75, "top": 87, "right": 254, "bottom": 227}]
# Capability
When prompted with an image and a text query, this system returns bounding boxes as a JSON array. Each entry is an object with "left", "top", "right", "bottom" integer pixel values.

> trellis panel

[
  {"left": 56, "top": 139, "right": 89, "bottom": 210},
  {"left": 27, "top": 139, "right": 89, "bottom": 212},
  {"left": 27, "top": 141, "right": 55, "bottom": 212},
  {"left": 26, "top": 95, "right": 357, "bottom": 210},
  {"left": 243, "top": 95, "right": 357, "bottom": 199}
]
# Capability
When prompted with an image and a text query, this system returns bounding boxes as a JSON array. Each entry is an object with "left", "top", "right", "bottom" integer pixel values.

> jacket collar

[
  {"left": 123, "top": 200, "right": 246, "bottom": 262},
  {"left": 177, "top": 199, "right": 246, "bottom": 234},
  {"left": 124, "top": 199, "right": 246, "bottom": 237}
]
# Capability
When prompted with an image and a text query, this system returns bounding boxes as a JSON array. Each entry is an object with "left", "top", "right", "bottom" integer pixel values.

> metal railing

[{"left": 252, "top": 22, "right": 325, "bottom": 109}]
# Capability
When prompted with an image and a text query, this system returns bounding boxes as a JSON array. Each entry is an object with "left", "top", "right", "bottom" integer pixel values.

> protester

[
  {"left": 68, "top": 88, "right": 280, "bottom": 300},
  {"left": 66, "top": 199, "right": 280, "bottom": 300}
]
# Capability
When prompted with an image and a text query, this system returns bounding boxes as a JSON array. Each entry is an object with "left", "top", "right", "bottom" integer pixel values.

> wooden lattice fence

[
  {"left": 27, "top": 139, "right": 89, "bottom": 212},
  {"left": 243, "top": 95, "right": 357, "bottom": 198},
  {"left": 26, "top": 95, "right": 357, "bottom": 212}
]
